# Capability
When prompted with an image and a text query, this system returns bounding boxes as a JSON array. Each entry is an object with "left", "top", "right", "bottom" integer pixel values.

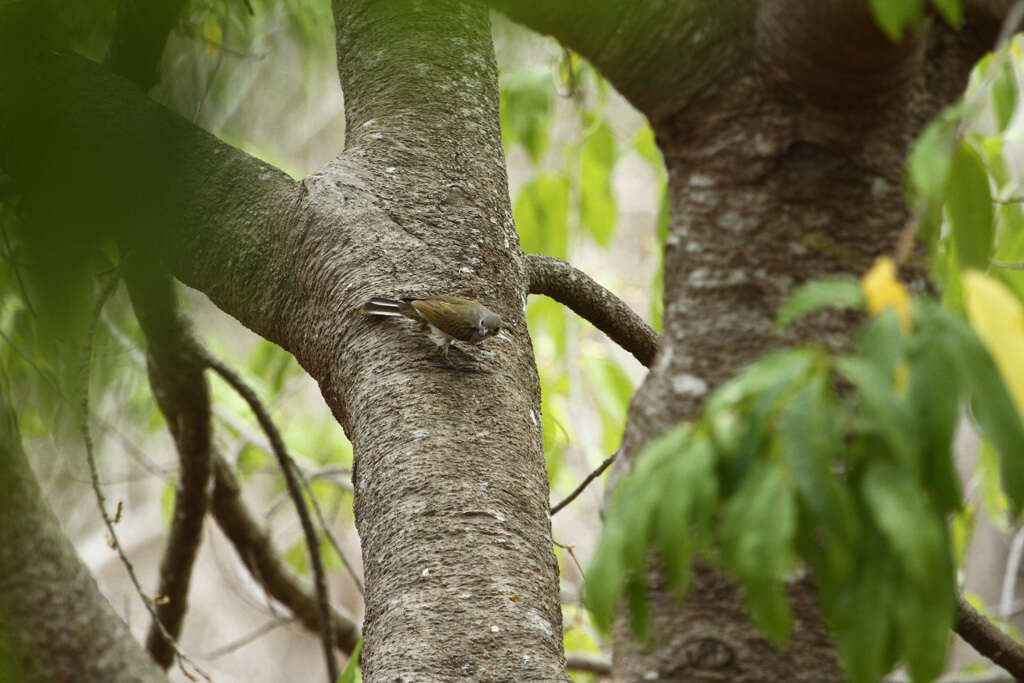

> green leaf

[
  {"left": 654, "top": 435, "right": 717, "bottom": 591},
  {"left": 831, "top": 539, "right": 899, "bottom": 683},
  {"left": 161, "top": 481, "right": 176, "bottom": 527},
  {"left": 948, "top": 140, "right": 994, "bottom": 269},
  {"left": 580, "top": 120, "right": 618, "bottom": 245},
  {"left": 869, "top": 0, "right": 924, "bottom": 40},
  {"left": 775, "top": 276, "right": 864, "bottom": 330},
  {"left": 499, "top": 67, "right": 553, "bottom": 162},
  {"left": 905, "top": 335, "right": 961, "bottom": 512},
  {"left": 336, "top": 639, "right": 362, "bottom": 683},
  {"left": 907, "top": 116, "right": 955, "bottom": 244},
  {"left": 861, "top": 462, "right": 945, "bottom": 583},
  {"left": 514, "top": 172, "right": 569, "bottom": 258},
  {"left": 585, "top": 424, "right": 691, "bottom": 633},
  {"left": 779, "top": 374, "right": 858, "bottom": 543},
  {"left": 931, "top": 0, "right": 963, "bottom": 27},
  {"left": 835, "top": 356, "right": 918, "bottom": 472},
  {"left": 720, "top": 463, "right": 796, "bottom": 642},
  {"left": 927, "top": 305, "right": 1024, "bottom": 513},
  {"left": 992, "top": 59, "right": 1018, "bottom": 132},
  {"left": 584, "top": 521, "right": 627, "bottom": 632}
]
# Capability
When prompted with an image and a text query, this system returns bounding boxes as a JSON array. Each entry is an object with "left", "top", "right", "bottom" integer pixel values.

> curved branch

[
  {"left": 526, "top": 254, "right": 659, "bottom": 367},
  {"left": 478, "top": 0, "right": 753, "bottom": 123},
  {"left": 210, "top": 453, "right": 362, "bottom": 654},
  {"left": 204, "top": 356, "right": 338, "bottom": 681},
  {"left": 954, "top": 594, "right": 1024, "bottom": 680},
  {"left": 0, "top": 19, "right": 302, "bottom": 347},
  {"left": 123, "top": 265, "right": 212, "bottom": 670}
]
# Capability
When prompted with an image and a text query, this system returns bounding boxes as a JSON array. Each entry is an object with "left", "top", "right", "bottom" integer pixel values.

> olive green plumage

[{"left": 362, "top": 295, "right": 502, "bottom": 365}]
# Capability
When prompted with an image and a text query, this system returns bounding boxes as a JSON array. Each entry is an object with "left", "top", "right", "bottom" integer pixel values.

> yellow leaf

[
  {"left": 963, "top": 271, "right": 1024, "bottom": 417},
  {"left": 203, "top": 14, "right": 222, "bottom": 56},
  {"left": 861, "top": 257, "right": 911, "bottom": 330}
]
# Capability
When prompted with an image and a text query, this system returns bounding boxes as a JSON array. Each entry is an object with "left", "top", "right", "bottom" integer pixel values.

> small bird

[{"left": 362, "top": 295, "right": 502, "bottom": 366}]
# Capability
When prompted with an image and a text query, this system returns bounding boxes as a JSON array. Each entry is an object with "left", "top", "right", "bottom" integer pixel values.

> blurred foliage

[
  {"left": 868, "top": 0, "right": 963, "bottom": 40},
  {"left": 588, "top": 23, "right": 1024, "bottom": 683},
  {"left": 588, "top": 292, "right": 1024, "bottom": 683},
  {"left": 500, "top": 43, "right": 657, "bottom": 498}
]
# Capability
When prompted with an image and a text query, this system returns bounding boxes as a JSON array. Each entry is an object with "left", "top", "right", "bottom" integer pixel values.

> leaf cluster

[{"left": 586, "top": 291, "right": 1024, "bottom": 683}]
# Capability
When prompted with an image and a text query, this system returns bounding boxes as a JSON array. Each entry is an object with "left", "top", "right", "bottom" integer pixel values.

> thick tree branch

[
  {"left": 210, "top": 453, "right": 362, "bottom": 654},
  {"left": 0, "top": 388, "right": 169, "bottom": 682},
  {"left": 526, "top": 254, "right": 658, "bottom": 367},
  {"left": 124, "top": 264, "right": 213, "bottom": 670},
  {"left": 954, "top": 594, "right": 1024, "bottom": 680},
  {"left": 0, "top": 14, "right": 303, "bottom": 347},
  {"left": 478, "top": 0, "right": 753, "bottom": 124}
]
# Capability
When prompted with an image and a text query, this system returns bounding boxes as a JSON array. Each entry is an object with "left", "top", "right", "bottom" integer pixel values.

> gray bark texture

[
  {"left": 0, "top": 395, "right": 169, "bottom": 683},
  {"left": 480, "top": 0, "right": 1009, "bottom": 680},
  {"left": 0, "top": 0, "right": 567, "bottom": 681}
]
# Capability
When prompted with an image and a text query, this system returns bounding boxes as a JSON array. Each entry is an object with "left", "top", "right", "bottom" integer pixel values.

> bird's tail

[{"left": 363, "top": 297, "right": 414, "bottom": 317}]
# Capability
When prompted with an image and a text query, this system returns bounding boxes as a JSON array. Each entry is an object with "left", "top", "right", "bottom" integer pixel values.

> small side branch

[
  {"left": 210, "top": 454, "right": 362, "bottom": 654},
  {"left": 526, "top": 254, "right": 659, "bottom": 367},
  {"left": 204, "top": 356, "right": 338, "bottom": 682},
  {"left": 954, "top": 594, "right": 1024, "bottom": 680},
  {"left": 550, "top": 452, "right": 616, "bottom": 516}
]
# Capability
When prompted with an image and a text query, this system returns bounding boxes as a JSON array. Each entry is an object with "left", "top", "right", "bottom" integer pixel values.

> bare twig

[
  {"left": 210, "top": 453, "right": 362, "bottom": 654},
  {"left": 954, "top": 593, "right": 1024, "bottom": 680},
  {"left": 566, "top": 651, "right": 611, "bottom": 676},
  {"left": 204, "top": 356, "right": 339, "bottom": 682},
  {"left": 292, "top": 464, "right": 364, "bottom": 596},
  {"left": 204, "top": 616, "right": 295, "bottom": 659},
  {"left": 79, "top": 273, "right": 210, "bottom": 682},
  {"left": 550, "top": 452, "right": 616, "bottom": 516},
  {"left": 526, "top": 253, "right": 659, "bottom": 367}
]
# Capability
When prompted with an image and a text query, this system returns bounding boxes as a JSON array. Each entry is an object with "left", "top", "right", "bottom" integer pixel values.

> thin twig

[
  {"left": 209, "top": 453, "right": 361, "bottom": 654},
  {"left": 1000, "top": 526, "right": 1024, "bottom": 619},
  {"left": 79, "top": 272, "right": 210, "bottom": 682},
  {"left": 204, "top": 616, "right": 295, "bottom": 659},
  {"left": 204, "top": 354, "right": 338, "bottom": 683},
  {"left": 0, "top": 224, "right": 35, "bottom": 315},
  {"left": 292, "top": 464, "right": 364, "bottom": 596},
  {"left": 552, "top": 537, "right": 586, "bottom": 578},
  {"left": 550, "top": 452, "right": 617, "bottom": 516}
]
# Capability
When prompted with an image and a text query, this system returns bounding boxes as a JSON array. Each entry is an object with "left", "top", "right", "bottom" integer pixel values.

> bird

[{"left": 362, "top": 295, "right": 502, "bottom": 366}]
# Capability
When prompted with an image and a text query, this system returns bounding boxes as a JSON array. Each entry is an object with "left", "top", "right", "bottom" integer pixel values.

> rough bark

[
  {"left": 0, "top": 394, "right": 168, "bottom": 683},
  {"left": 328, "top": 3, "right": 566, "bottom": 679},
  {"left": 0, "top": 1, "right": 567, "bottom": 680},
  {"left": 477, "top": 0, "right": 1006, "bottom": 680}
]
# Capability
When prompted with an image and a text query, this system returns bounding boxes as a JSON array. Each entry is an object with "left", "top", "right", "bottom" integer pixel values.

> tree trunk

[
  {"left": 0, "top": 394, "right": 168, "bottom": 683},
  {"left": 479, "top": 0, "right": 1006, "bottom": 679}
]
